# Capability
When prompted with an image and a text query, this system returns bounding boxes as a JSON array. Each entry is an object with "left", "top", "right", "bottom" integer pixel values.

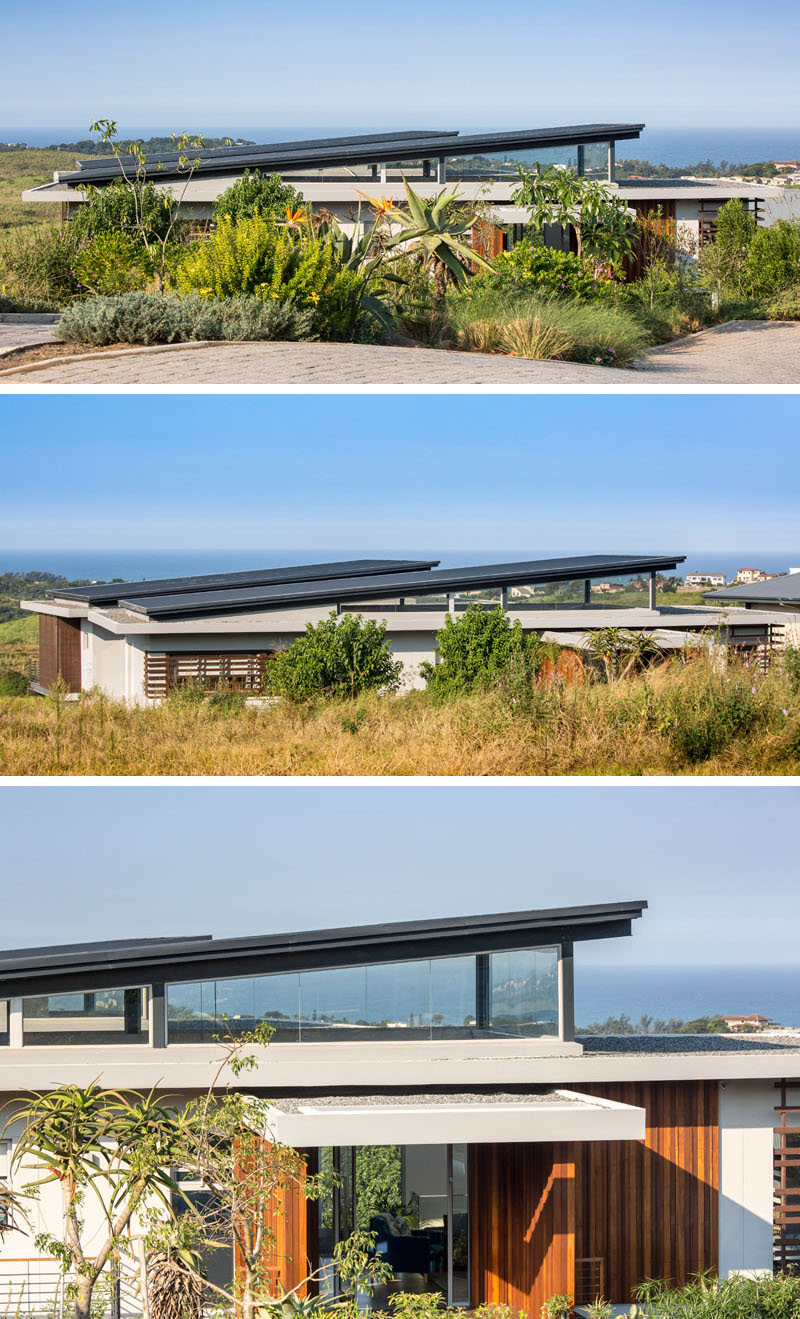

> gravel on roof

[
  {"left": 578, "top": 1032, "right": 800, "bottom": 1055},
  {"left": 270, "top": 1089, "right": 583, "bottom": 1113}
]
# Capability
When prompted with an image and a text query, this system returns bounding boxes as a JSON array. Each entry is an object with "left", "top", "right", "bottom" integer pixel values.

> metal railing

[{"left": 0, "top": 1260, "right": 142, "bottom": 1319}]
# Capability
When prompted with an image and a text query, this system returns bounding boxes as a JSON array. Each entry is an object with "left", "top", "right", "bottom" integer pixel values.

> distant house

[
  {"left": 20, "top": 123, "right": 797, "bottom": 257},
  {"left": 735, "top": 568, "right": 777, "bottom": 584},
  {"left": 722, "top": 1013, "right": 773, "bottom": 1033},
  {"left": 20, "top": 550, "right": 790, "bottom": 705},
  {"left": 773, "top": 160, "right": 800, "bottom": 172},
  {"left": 685, "top": 572, "right": 726, "bottom": 588},
  {"left": 703, "top": 571, "right": 800, "bottom": 648}
]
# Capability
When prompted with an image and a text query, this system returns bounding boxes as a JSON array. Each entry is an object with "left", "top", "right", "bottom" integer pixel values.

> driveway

[
  {"left": 1, "top": 320, "right": 797, "bottom": 385},
  {"left": 0, "top": 319, "right": 59, "bottom": 356}
]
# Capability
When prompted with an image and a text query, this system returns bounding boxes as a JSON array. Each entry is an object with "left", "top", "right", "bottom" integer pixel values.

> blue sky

[
  {"left": 1, "top": 785, "right": 797, "bottom": 966},
  {"left": 1, "top": 395, "right": 797, "bottom": 552},
  {"left": 2, "top": 0, "right": 798, "bottom": 128}
]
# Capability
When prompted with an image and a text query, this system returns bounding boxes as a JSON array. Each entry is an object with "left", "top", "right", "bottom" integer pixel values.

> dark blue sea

[
  {"left": 576, "top": 964, "right": 800, "bottom": 1030},
  {"left": 1, "top": 549, "right": 798, "bottom": 585},
  {"left": 3, "top": 125, "right": 799, "bottom": 168}
]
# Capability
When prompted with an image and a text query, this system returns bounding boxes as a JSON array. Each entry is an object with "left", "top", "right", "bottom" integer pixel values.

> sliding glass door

[{"left": 318, "top": 1144, "right": 469, "bottom": 1308}]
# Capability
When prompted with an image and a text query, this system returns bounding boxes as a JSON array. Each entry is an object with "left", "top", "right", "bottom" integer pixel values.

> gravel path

[{"left": 1, "top": 320, "right": 797, "bottom": 384}]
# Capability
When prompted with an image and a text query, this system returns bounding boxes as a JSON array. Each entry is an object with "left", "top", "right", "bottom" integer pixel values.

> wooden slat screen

[
  {"left": 38, "top": 614, "right": 82, "bottom": 691},
  {"left": 773, "top": 1081, "right": 800, "bottom": 1271},
  {"left": 470, "top": 1142, "right": 575, "bottom": 1314},
  {"left": 144, "top": 651, "right": 268, "bottom": 699},
  {"left": 575, "top": 1081, "right": 719, "bottom": 1299},
  {"left": 234, "top": 1145, "right": 315, "bottom": 1298}
]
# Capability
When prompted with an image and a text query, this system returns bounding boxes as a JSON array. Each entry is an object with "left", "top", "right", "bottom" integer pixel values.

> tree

[
  {"left": 5, "top": 1084, "right": 183, "bottom": 1319},
  {"left": 421, "top": 604, "right": 545, "bottom": 698},
  {"left": 698, "top": 198, "right": 757, "bottom": 301},
  {"left": 511, "top": 165, "right": 637, "bottom": 273},
  {"left": 86, "top": 119, "right": 216, "bottom": 292},
  {"left": 267, "top": 612, "right": 403, "bottom": 701}
]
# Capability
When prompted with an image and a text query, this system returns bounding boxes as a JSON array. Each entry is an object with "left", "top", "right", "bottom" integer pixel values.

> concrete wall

[{"left": 718, "top": 1079, "right": 775, "bottom": 1276}]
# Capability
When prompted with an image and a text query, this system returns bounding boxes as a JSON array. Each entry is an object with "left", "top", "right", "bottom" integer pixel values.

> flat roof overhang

[
  {"left": 58, "top": 123, "right": 644, "bottom": 186},
  {"left": 119, "top": 554, "right": 685, "bottom": 621},
  {"left": 263, "top": 1088, "right": 646, "bottom": 1145},
  {"left": 0, "top": 900, "right": 645, "bottom": 998}
]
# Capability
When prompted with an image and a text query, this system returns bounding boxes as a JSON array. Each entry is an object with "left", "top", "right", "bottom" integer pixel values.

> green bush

[
  {"left": 0, "top": 669, "right": 29, "bottom": 696},
  {"left": 632, "top": 1271, "right": 800, "bottom": 1319},
  {"left": 70, "top": 180, "right": 178, "bottom": 245},
  {"left": 421, "top": 605, "right": 545, "bottom": 699},
  {"left": 267, "top": 612, "right": 403, "bottom": 701},
  {"left": 73, "top": 232, "right": 152, "bottom": 295},
  {"left": 666, "top": 678, "right": 763, "bottom": 764},
  {"left": 0, "top": 223, "right": 84, "bottom": 308},
  {"left": 174, "top": 213, "right": 364, "bottom": 339},
  {"left": 476, "top": 241, "right": 601, "bottom": 301},
  {"left": 743, "top": 220, "right": 800, "bottom": 297},
  {"left": 58, "top": 291, "right": 314, "bottom": 345},
  {"left": 766, "top": 285, "right": 800, "bottom": 319},
  {"left": 213, "top": 170, "right": 303, "bottom": 224}
]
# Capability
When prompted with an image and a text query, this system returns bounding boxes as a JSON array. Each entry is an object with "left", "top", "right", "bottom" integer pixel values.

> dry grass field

[{"left": 1, "top": 656, "right": 797, "bottom": 777}]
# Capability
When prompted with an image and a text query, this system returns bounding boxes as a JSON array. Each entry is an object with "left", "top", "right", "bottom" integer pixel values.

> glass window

[
  {"left": 431, "top": 956, "right": 477, "bottom": 1037},
  {"left": 588, "top": 573, "right": 650, "bottom": 607},
  {"left": 22, "top": 988, "right": 148, "bottom": 1045},
  {"left": 254, "top": 973, "right": 300, "bottom": 1041},
  {"left": 0, "top": 1001, "right": 8, "bottom": 1047},
  {"left": 489, "top": 946, "right": 559, "bottom": 1036},
  {"left": 450, "top": 1144, "right": 470, "bottom": 1305},
  {"left": 167, "top": 981, "right": 207, "bottom": 1042},
  {"left": 299, "top": 966, "right": 367, "bottom": 1040},
  {"left": 365, "top": 960, "right": 431, "bottom": 1036}
]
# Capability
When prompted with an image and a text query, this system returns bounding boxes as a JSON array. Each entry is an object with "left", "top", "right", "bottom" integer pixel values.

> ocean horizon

[
  {"left": 576, "top": 963, "right": 800, "bottom": 1030},
  {"left": 3, "top": 125, "right": 799, "bottom": 167},
  {"left": 2, "top": 548, "right": 798, "bottom": 585}
]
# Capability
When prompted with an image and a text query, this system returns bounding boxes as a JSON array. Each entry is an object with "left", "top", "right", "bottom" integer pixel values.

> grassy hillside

[
  {"left": 0, "top": 149, "right": 77, "bottom": 232},
  {"left": 1, "top": 655, "right": 797, "bottom": 776},
  {"left": 0, "top": 615, "right": 37, "bottom": 674}
]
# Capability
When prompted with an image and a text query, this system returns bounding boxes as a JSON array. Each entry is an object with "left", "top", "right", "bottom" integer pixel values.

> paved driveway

[
  {"left": 0, "top": 321, "right": 59, "bottom": 355},
  {"left": 1, "top": 320, "right": 797, "bottom": 384}
]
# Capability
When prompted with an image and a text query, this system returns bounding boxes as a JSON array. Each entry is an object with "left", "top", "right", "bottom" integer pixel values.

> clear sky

[
  {"left": 1, "top": 395, "right": 797, "bottom": 553},
  {"left": 1, "top": 784, "right": 797, "bottom": 967},
  {"left": 2, "top": 0, "right": 798, "bottom": 129}
]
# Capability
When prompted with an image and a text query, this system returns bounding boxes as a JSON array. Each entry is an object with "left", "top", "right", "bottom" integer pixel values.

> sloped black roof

[
  {"left": 113, "top": 554, "right": 685, "bottom": 621},
  {"left": 58, "top": 123, "right": 644, "bottom": 185},
  {"left": 0, "top": 902, "right": 646, "bottom": 996},
  {"left": 52, "top": 559, "right": 440, "bottom": 607}
]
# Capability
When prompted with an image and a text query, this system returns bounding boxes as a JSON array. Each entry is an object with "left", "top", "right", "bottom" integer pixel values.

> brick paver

[
  {"left": 1, "top": 320, "right": 797, "bottom": 384},
  {"left": 0, "top": 322, "right": 59, "bottom": 356}
]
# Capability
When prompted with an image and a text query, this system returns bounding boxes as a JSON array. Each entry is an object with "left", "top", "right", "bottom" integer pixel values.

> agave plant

[{"left": 360, "top": 178, "right": 494, "bottom": 306}]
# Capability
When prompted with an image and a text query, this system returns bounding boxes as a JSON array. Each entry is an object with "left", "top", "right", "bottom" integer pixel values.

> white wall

[{"left": 718, "top": 1079, "right": 775, "bottom": 1276}]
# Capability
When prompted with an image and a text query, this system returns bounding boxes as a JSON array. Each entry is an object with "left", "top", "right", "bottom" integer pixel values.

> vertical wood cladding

[
  {"left": 575, "top": 1082, "right": 719, "bottom": 1299},
  {"left": 470, "top": 1142, "right": 575, "bottom": 1314},
  {"left": 38, "top": 614, "right": 81, "bottom": 690},
  {"left": 470, "top": 1082, "right": 718, "bottom": 1308}
]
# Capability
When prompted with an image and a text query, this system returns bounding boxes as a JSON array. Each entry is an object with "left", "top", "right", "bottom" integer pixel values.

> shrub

[
  {"left": 666, "top": 677, "right": 763, "bottom": 764},
  {"left": 73, "top": 232, "right": 152, "bottom": 295},
  {"left": 499, "top": 315, "right": 573, "bottom": 359},
  {"left": 421, "top": 605, "right": 544, "bottom": 699},
  {"left": 478, "top": 241, "right": 601, "bottom": 300},
  {"left": 743, "top": 220, "right": 800, "bottom": 297},
  {"left": 0, "top": 669, "right": 28, "bottom": 696},
  {"left": 267, "top": 612, "right": 403, "bottom": 701},
  {"left": 766, "top": 285, "right": 800, "bottom": 319},
  {"left": 0, "top": 223, "right": 83, "bottom": 308},
  {"left": 58, "top": 291, "right": 314, "bottom": 345},
  {"left": 174, "top": 214, "right": 364, "bottom": 338},
  {"left": 213, "top": 170, "right": 303, "bottom": 224},
  {"left": 70, "top": 180, "right": 178, "bottom": 245}
]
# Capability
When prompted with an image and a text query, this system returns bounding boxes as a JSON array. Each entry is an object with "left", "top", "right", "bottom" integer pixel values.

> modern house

[
  {"left": 685, "top": 572, "right": 726, "bottom": 588},
  {"left": 21, "top": 124, "right": 797, "bottom": 255},
  {"left": 704, "top": 570, "right": 800, "bottom": 644},
  {"left": 20, "top": 553, "right": 788, "bottom": 704},
  {"left": 0, "top": 899, "right": 797, "bottom": 1313}
]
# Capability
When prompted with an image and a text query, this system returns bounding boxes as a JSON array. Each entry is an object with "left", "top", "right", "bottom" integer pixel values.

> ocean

[
  {"left": 576, "top": 964, "right": 800, "bottom": 1029},
  {"left": 3, "top": 125, "right": 799, "bottom": 167},
  {"left": 1, "top": 549, "right": 798, "bottom": 585}
]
